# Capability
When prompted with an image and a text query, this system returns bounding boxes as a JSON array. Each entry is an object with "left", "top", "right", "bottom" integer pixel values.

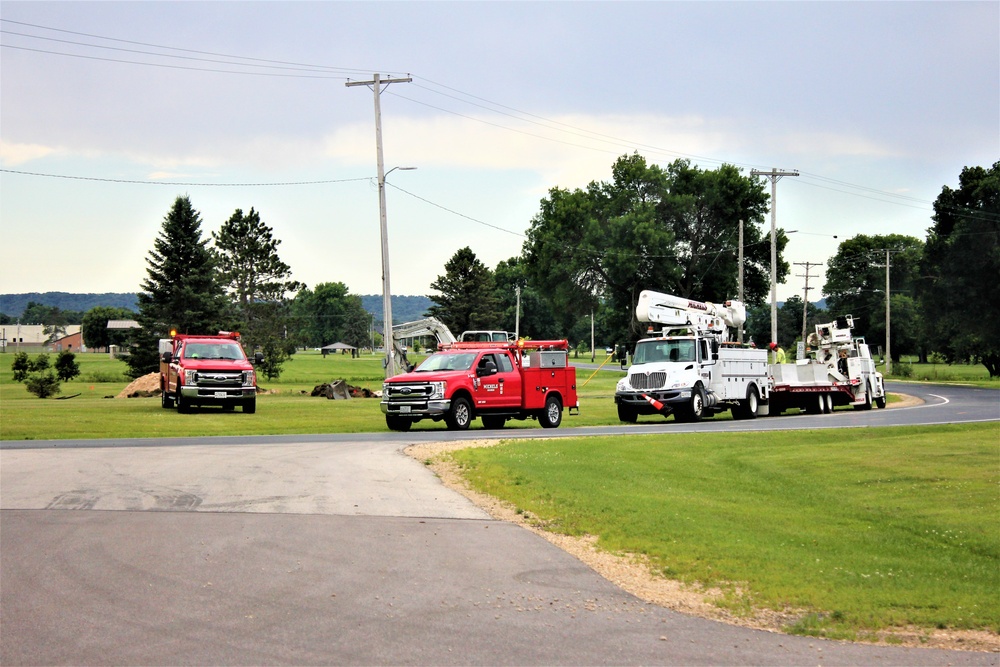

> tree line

[
  {"left": 425, "top": 157, "right": 999, "bottom": 377},
  {"left": 90, "top": 155, "right": 998, "bottom": 380}
]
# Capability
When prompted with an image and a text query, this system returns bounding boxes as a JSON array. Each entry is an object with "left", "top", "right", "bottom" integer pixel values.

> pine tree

[
  {"left": 427, "top": 247, "right": 499, "bottom": 334},
  {"left": 125, "top": 196, "right": 227, "bottom": 378}
]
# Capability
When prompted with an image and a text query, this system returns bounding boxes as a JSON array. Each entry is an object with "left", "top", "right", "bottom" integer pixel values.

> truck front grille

[
  {"left": 629, "top": 371, "right": 666, "bottom": 390},
  {"left": 196, "top": 371, "right": 244, "bottom": 389},
  {"left": 385, "top": 383, "right": 433, "bottom": 401}
]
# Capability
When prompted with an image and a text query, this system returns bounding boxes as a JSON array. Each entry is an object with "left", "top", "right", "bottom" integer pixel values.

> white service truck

[{"left": 614, "top": 290, "right": 886, "bottom": 422}]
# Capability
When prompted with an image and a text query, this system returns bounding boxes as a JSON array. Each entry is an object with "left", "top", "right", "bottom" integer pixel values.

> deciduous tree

[
  {"left": 921, "top": 162, "right": 1000, "bottom": 376},
  {"left": 212, "top": 207, "right": 302, "bottom": 377}
]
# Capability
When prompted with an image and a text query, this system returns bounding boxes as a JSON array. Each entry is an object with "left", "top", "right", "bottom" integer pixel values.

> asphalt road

[{"left": 1, "top": 382, "right": 997, "bottom": 666}]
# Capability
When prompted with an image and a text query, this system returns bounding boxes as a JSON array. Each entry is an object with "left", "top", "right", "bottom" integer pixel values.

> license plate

[
  {"left": 399, "top": 405, "right": 411, "bottom": 413},
  {"left": 214, "top": 391, "right": 227, "bottom": 399}
]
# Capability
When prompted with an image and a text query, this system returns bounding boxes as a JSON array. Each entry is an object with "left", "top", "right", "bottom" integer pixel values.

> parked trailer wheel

[
  {"left": 539, "top": 395, "right": 562, "bottom": 428},
  {"left": 824, "top": 393, "right": 834, "bottom": 414},
  {"left": 445, "top": 396, "right": 473, "bottom": 430}
]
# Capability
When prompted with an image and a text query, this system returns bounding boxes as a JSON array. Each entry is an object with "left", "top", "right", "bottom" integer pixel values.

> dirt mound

[
  {"left": 116, "top": 373, "right": 161, "bottom": 399},
  {"left": 311, "top": 380, "right": 376, "bottom": 399}
]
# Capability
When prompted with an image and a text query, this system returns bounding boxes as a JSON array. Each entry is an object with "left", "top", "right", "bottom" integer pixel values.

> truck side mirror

[
  {"left": 161, "top": 351, "right": 172, "bottom": 364},
  {"left": 254, "top": 352, "right": 264, "bottom": 365},
  {"left": 477, "top": 361, "right": 497, "bottom": 377}
]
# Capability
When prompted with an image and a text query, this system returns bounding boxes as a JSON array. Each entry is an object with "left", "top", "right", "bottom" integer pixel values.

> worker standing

[{"left": 769, "top": 342, "right": 786, "bottom": 364}]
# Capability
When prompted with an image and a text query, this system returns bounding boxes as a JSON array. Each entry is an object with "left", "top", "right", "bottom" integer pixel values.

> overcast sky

[{"left": 1, "top": 1, "right": 997, "bottom": 307}]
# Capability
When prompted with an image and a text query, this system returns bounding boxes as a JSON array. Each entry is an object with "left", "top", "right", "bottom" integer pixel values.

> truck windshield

[
  {"left": 413, "top": 352, "right": 477, "bottom": 372},
  {"left": 633, "top": 339, "right": 696, "bottom": 364},
  {"left": 183, "top": 342, "right": 246, "bottom": 360}
]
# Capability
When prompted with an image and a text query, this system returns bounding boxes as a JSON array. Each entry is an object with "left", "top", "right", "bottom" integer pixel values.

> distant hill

[
  {"left": 0, "top": 291, "right": 435, "bottom": 324},
  {"left": 361, "top": 294, "right": 435, "bottom": 324},
  {"left": 0, "top": 292, "right": 138, "bottom": 317}
]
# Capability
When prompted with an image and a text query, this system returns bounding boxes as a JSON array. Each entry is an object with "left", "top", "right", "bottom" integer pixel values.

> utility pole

[
  {"left": 346, "top": 73, "right": 412, "bottom": 378},
  {"left": 738, "top": 219, "right": 744, "bottom": 343},
  {"left": 794, "top": 261, "right": 822, "bottom": 345},
  {"left": 872, "top": 249, "right": 899, "bottom": 375},
  {"left": 515, "top": 285, "right": 521, "bottom": 340},
  {"left": 751, "top": 168, "right": 799, "bottom": 346}
]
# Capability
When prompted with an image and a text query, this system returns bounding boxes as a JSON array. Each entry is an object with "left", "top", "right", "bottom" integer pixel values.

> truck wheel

[
  {"left": 742, "top": 385, "right": 760, "bottom": 420},
  {"left": 177, "top": 395, "right": 191, "bottom": 413},
  {"left": 617, "top": 403, "right": 638, "bottom": 423},
  {"left": 243, "top": 397, "right": 256, "bottom": 414},
  {"left": 481, "top": 415, "right": 506, "bottom": 430},
  {"left": 539, "top": 395, "right": 562, "bottom": 428},
  {"left": 445, "top": 396, "right": 472, "bottom": 430},
  {"left": 386, "top": 415, "right": 412, "bottom": 431},
  {"left": 875, "top": 393, "right": 887, "bottom": 409},
  {"left": 687, "top": 384, "right": 706, "bottom": 422},
  {"left": 160, "top": 385, "right": 174, "bottom": 409},
  {"left": 854, "top": 385, "right": 873, "bottom": 411}
]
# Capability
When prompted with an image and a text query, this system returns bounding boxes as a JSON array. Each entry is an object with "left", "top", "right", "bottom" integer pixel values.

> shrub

[
  {"left": 55, "top": 350, "right": 81, "bottom": 382},
  {"left": 25, "top": 370, "right": 60, "bottom": 398},
  {"left": 11, "top": 352, "right": 30, "bottom": 382}
]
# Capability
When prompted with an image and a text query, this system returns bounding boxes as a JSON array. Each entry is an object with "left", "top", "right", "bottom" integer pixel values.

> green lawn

[
  {"left": 448, "top": 423, "right": 1000, "bottom": 641},
  {"left": 0, "top": 350, "right": 995, "bottom": 439},
  {"left": 0, "top": 350, "right": 627, "bottom": 439}
]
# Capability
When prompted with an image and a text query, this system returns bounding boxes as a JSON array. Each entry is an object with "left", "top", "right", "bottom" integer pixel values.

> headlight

[
  {"left": 243, "top": 370, "right": 256, "bottom": 386},
  {"left": 429, "top": 381, "right": 446, "bottom": 400},
  {"left": 183, "top": 369, "right": 197, "bottom": 385},
  {"left": 616, "top": 379, "right": 628, "bottom": 391},
  {"left": 382, "top": 382, "right": 389, "bottom": 395}
]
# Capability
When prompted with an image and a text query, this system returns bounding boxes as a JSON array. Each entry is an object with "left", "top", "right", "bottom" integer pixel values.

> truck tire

[
  {"left": 617, "top": 403, "right": 638, "bottom": 423},
  {"left": 445, "top": 396, "right": 473, "bottom": 430},
  {"left": 539, "top": 395, "right": 562, "bottom": 428},
  {"left": 875, "top": 393, "right": 887, "bottom": 409},
  {"left": 823, "top": 393, "right": 834, "bottom": 414},
  {"left": 177, "top": 395, "right": 191, "bottom": 414},
  {"left": 160, "top": 383, "right": 174, "bottom": 409},
  {"left": 243, "top": 397, "right": 256, "bottom": 414},
  {"left": 736, "top": 385, "right": 759, "bottom": 420},
  {"left": 386, "top": 414, "right": 413, "bottom": 431},
  {"left": 481, "top": 415, "right": 506, "bottom": 429},
  {"left": 853, "top": 384, "right": 874, "bottom": 411},
  {"left": 676, "top": 384, "right": 706, "bottom": 423}
]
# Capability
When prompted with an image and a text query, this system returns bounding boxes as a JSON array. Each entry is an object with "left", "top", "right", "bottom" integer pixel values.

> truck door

[{"left": 474, "top": 352, "right": 521, "bottom": 409}]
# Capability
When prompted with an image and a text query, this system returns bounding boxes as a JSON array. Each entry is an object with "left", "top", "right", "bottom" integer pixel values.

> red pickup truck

[
  {"left": 381, "top": 340, "right": 579, "bottom": 431},
  {"left": 159, "top": 331, "right": 261, "bottom": 413}
]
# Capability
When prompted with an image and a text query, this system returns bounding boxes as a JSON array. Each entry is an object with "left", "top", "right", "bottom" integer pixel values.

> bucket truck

[{"left": 615, "top": 290, "right": 887, "bottom": 423}]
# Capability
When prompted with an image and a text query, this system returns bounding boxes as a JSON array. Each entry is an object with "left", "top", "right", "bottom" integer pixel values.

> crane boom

[{"left": 635, "top": 290, "right": 746, "bottom": 339}]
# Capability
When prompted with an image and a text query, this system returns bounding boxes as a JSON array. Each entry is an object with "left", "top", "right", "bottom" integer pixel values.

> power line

[{"left": 0, "top": 169, "right": 370, "bottom": 187}]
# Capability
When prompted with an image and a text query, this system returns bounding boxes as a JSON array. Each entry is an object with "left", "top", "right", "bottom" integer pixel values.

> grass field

[
  {"left": 1, "top": 349, "right": 995, "bottom": 440},
  {"left": 448, "top": 423, "right": 1000, "bottom": 641}
]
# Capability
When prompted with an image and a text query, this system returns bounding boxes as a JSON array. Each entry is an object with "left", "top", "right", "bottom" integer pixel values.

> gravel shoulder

[{"left": 405, "top": 394, "right": 999, "bottom": 653}]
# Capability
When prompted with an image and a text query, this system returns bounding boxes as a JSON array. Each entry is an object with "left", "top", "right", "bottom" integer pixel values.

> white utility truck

[{"left": 614, "top": 290, "right": 886, "bottom": 422}]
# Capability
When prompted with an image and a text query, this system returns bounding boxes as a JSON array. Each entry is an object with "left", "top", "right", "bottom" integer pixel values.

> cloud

[{"left": 0, "top": 141, "right": 59, "bottom": 166}]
